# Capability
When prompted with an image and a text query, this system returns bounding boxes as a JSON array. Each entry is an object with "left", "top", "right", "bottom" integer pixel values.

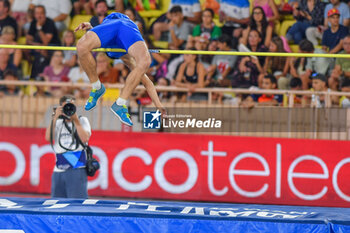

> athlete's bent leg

[
  {"left": 76, "top": 31, "right": 106, "bottom": 111},
  {"left": 120, "top": 41, "right": 151, "bottom": 99},
  {"left": 121, "top": 55, "right": 165, "bottom": 113},
  {"left": 76, "top": 31, "right": 101, "bottom": 83}
]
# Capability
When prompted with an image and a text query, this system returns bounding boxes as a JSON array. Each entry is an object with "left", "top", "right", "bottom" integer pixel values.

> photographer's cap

[{"left": 59, "top": 95, "right": 76, "bottom": 105}]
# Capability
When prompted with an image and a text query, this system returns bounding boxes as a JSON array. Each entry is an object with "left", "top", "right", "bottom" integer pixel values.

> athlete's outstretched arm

[{"left": 74, "top": 22, "right": 93, "bottom": 32}]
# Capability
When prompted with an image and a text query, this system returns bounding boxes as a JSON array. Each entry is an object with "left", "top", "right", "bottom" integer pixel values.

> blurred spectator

[
  {"left": 157, "top": 77, "right": 174, "bottom": 102},
  {"left": 325, "top": 0, "right": 350, "bottom": 27},
  {"left": 27, "top": 5, "right": 61, "bottom": 79},
  {"left": 310, "top": 73, "right": 331, "bottom": 107},
  {"left": 168, "top": 6, "right": 192, "bottom": 50},
  {"left": 0, "top": 0, "right": 17, "bottom": 39},
  {"left": 286, "top": 0, "right": 325, "bottom": 44},
  {"left": 152, "top": 0, "right": 201, "bottom": 41},
  {"left": 289, "top": 77, "right": 304, "bottom": 105},
  {"left": 241, "top": 74, "right": 282, "bottom": 107},
  {"left": 22, "top": 7, "right": 34, "bottom": 36},
  {"left": 232, "top": 29, "right": 267, "bottom": 88},
  {"left": 30, "top": 0, "right": 72, "bottom": 33},
  {"left": 62, "top": 30, "right": 77, "bottom": 67},
  {"left": 72, "top": 0, "right": 89, "bottom": 16},
  {"left": 41, "top": 50, "right": 70, "bottom": 97},
  {"left": 253, "top": 0, "right": 279, "bottom": 26},
  {"left": 27, "top": 5, "right": 61, "bottom": 46},
  {"left": 206, "top": 35, "right": 237, "bottom": 87},
  {"left": 96, "top": 52, "right": 120, "bottom": 84},
  {"left": 199, "top": 39, "right": 218, "bottom": 71},
  {"left": 68, "top": 61, "right": 90, "bottom": 98},
  {"left": 84, "top": 0, "right": 118, "bottom": 15},
  {"left": 261, "top": 36, "right": 290, "bottom": 89},
  {"left": 124, "top": 7, "right": 144, "bottom": 35},
  {"left": 322, "top": 8, "right": 348, "bottom": 54},
  {"left": 0, "top": 48, "right": 19, "bottom": 79},
  {"left": 135, "top": 0, "right": 159, "bottom": 11},
  {"left": 9, "top": 0, "right": 31, "bottom": 38},
  {"left": 145, "top": 37, "right": 168, "bottom": 82},
  {"left": 187, "top": 8, "right": 222, "bottom": 49},
  {"left": 339, "top": 78, "right": 350, "bottom": 108},
  {"left": 0, "top": 69, "right": 21, "bottom": 96},
  {"left": 0, "top": 26, "right": 22, "bottom": 67},
  {"left": 306, "top": 0, "right": 350, "bottom": 46},
  {"left": 328, "top": 35, "right": 350, "bottom": 90},
  {"left": 298, "top": 39, "right": 332, "bottom": 90},
  {"left": 175, "top": 51, "right": 206, "bottom": 101},
  {"left": 33, "top": 76, "right": 52, "bottom": 97},
  {"left": 90, "top": 0, "right": 108, "bottom": 27},
  {"left": 219, "top": 0, "right": 250, "bottom": 38},
  {"left": 240, "top": 6, "right": 273, "bottom": 47}
]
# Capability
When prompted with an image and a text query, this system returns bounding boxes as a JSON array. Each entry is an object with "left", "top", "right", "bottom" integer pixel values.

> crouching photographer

[{"left": 45, "top": 95, "right": 92, "bottom": 198}]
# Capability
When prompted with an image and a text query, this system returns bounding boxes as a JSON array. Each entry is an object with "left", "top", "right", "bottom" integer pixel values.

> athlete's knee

[
  {"left": 136, "top": 54, "right": 151, "bottom": 72},
  {"left": 76, "top": 38, "right": 90, "bottom": 56},
  {"left": 76, "top": 33, "right": 99, "bottom": 56}
]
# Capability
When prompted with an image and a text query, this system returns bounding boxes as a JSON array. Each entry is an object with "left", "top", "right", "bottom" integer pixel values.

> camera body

[
  {"left": 54, "top": 98, "right": 77, "bottom": 120},
  {"left": 63, "top": 102, "right": 76, "bottom": 117}
]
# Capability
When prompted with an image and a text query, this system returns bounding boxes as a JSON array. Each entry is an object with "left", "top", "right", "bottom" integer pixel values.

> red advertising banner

[{"left": 0, "top": 127, "right": 350, "bottom": 207}]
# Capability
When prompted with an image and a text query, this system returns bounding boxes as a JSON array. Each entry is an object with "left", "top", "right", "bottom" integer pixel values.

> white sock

[
  {"left": 92, "top": 80, "right": 102, "bottom": 90},
  {"left": 116, "top": 97, "right": 127, "bottom": 106}
]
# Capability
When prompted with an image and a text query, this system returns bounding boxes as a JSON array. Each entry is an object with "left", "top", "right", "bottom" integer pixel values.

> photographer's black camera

[{"left": 63, "top": 102, "right": 76, "bottom": 117}]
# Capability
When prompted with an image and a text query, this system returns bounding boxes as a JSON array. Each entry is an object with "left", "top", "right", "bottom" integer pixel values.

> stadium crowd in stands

[{"left": 1, "top": 0, "right": 350, "bottom": 108}]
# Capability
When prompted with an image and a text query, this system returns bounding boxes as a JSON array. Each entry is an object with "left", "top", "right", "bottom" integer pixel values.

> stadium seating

[
  {"left": 278, "top": 19, "right": 296, "bottom": 37},
  {"left": 69, "top": 15, "right": 93, "bottom": 39}
]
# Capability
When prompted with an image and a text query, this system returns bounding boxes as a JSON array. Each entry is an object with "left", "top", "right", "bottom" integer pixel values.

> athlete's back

[{"left": 103, "top": 12, "right": 131, "bottom": 24}]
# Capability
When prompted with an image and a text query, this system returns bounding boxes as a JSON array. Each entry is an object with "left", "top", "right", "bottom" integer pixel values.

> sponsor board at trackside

[{"left": 0, "top": 127, "right": 349, "bottom": 207}]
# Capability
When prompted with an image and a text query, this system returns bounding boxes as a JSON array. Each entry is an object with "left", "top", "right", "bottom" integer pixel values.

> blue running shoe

[
  {"left": 85, "top": 84, "right": 106, "bottom": 111},
  {"left": 110, "top": 102, "right": 133, "bottom": 126}
]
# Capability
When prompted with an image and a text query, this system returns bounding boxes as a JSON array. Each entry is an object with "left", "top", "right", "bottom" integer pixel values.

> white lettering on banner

[
  {"left": 88, "top": 146, "right": 108, "bottom": 190},
  {"left": 201, "top": 141, "right": 228, "bottom": 196},
  {"left": 288, "top": 155, "right": 328, "bottom": 200},
  {"left": 0, "top": 199, "right": 22, "bottom": 208},
  {"left": 229, "top": 152, "right": 270, "bottom": 198},
  {"left": 209, "top": 210, "right": 257, "bottom": 217},
  {"left": 113, "top": 148, "right": 152, "bottom": 192},
  {"left": 115, "top": 202, "right": 170, "bottom": 213},
  {"left": 276, "top": 144, "right": 282, "bottom": 198},
  {"left": 256, "top": 212, "right": 298, "bottom": 219},
  {"left": 154, "top": 150, "right": 198, "bottom": 194},
  {"left": 30, "top": 144, "right": 53, "bottom": 186},
  {"left": 332, "top": 158, "right": 350, "bottom": 202},
  {"left": 180, "top": 207, "right": 205, "bottom": 215},
  {"left": 0, "top": 143, "right": 25, "bottom": 186}
]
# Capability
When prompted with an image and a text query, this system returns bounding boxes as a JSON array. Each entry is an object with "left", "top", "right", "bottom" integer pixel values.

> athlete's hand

[{"left": 74, "top": 22, "right": 92, "bottom": 32}]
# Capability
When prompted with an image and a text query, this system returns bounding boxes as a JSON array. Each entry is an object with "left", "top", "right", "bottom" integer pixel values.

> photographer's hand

[
  {"left": 72, "top": 114, "right": 91, "bottom": 144},
  {"left": 52, "top": 106, "right": 63, "bottom": 121},
  {"left": 45, "top": 106, "right": 63, "bottom": 142}
]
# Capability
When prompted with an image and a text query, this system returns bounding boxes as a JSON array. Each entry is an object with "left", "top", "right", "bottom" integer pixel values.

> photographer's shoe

[
  {"left": 85, "top": 84, "right": 106, "bottom": 111},
  {"left": 110, "top": 102, "right": 133, "bottom": 126}
]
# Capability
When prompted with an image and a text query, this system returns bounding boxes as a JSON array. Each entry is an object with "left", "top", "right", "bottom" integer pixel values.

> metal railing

[{"left": 1, "top": 80, "right": 350, "bottom": 140}]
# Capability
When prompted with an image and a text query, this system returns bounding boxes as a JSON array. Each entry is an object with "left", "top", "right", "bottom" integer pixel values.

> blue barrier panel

[{"left": 0, "top": 198, "right": 349, "bottom": 233}]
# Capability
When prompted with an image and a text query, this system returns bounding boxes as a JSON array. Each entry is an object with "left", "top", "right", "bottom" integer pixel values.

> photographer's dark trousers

[{"left": 51, "top": 167, "right": 88, "bottom": 198}]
